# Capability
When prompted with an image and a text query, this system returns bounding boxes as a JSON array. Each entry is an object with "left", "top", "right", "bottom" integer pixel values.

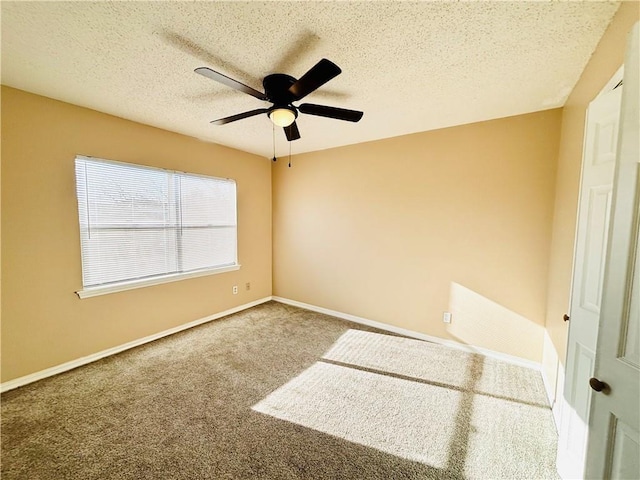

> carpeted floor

[{"left": 1, "top": 301, "right": 559, "bottom": 479}]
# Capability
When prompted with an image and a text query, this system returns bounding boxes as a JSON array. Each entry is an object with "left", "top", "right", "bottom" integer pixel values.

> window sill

[{"left": 75, "top": 265, "right": 241, "bottom": 299}]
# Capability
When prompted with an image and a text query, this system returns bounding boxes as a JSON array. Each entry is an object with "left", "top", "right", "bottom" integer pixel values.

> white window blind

[{"left": 75, "top": 156, "right": 237, "bottom": 293}]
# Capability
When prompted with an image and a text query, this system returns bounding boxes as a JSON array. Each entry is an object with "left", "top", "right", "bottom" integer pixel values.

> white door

[
  {"left": 585, "top": 22, "right": 640, "bottom": 480},
  {"left": 556, "top": 74, "right": 623, "bottom": 478}
]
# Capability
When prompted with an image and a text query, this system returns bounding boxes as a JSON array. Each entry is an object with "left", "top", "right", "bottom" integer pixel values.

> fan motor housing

[{"left": 263, "top": 73, "right": 296, "bottom": 104}]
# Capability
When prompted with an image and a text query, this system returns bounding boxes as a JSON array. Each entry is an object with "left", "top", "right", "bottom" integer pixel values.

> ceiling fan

[{"left": 194, "top": 58, "right": 363, "bottom": 141}]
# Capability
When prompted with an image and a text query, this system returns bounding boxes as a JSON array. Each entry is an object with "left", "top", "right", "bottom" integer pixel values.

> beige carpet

[{"left": 1, "top": 301, "right": 559, "bottom": 479}]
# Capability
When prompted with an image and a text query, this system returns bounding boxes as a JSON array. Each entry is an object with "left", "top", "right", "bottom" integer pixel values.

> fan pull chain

[
  {"left": 288, "top": 141, "right": 292, "bottom": 168},
  {"left": 271, "top": 124, "right": 277, "bottom": 162}
]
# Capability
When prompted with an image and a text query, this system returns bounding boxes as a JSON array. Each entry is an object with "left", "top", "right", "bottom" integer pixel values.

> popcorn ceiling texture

[{"left": 1, "top": 1, "right": 620, "bottom": 158}]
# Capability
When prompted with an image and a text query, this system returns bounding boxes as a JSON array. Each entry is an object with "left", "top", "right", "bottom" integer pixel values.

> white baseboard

[
  {"left": 272, "top": 296, "right": 544, "bottom": 373},
  {"left": 1, "top": 297, "right": 272, "bottom": 393},
  {"left": 540, "top": 368, "right": 558, "bottom": 427},
  {"left": 552, "top": 366, "right": 565, "bottom": 430},
  {"left": 3, "top": 295, "right": 549, "bottom": 402},
  {"left": 541, "top": 329, "right": 562, "bottom": 429}
]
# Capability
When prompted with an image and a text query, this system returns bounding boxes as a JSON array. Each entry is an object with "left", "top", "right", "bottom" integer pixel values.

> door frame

[{"left": 554, "top": 65, "right": 625, "bottom": 479}]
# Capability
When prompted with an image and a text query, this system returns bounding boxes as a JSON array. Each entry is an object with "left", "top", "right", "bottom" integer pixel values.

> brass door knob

[
  {"left": 563, "top": 314, "right": 570, "bottom": 322},
  {"left": 589, "top": 377, "right": 610, "bottom": 393}
]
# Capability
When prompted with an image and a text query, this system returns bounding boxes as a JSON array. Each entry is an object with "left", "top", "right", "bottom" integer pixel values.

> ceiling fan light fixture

[{"left": 269, "top": 107, "right": 296, "bottom": 127}]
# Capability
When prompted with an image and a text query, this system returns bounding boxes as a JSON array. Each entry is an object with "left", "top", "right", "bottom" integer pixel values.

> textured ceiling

[{"left": 1, "top": 1, "right": 620, "bottom": 158}]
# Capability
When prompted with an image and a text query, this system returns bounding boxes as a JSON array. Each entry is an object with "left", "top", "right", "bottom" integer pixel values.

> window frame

[{"left": 74, "top": 155, "right": 240, "bottom": 299}]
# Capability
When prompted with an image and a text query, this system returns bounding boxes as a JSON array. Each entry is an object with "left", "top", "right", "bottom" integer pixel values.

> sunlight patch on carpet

[
  {"left": 252, "top": 361, "right": 460, "bottom": 467},
  {"left": 323, "top": 329, "right": 472, "bottom": 387},
  {"left": 463, "top": 392, "right": 560, "bottom": 479},
  {"left": 323, "top": 329, "right": 549, "bottom": 406},
  {"left": 252, "top": 328, "right": 557, "bottom": 477}
]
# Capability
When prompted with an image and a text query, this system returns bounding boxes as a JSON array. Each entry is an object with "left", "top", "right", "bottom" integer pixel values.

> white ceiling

[{"left": 1, "top": 1, "right": 620, "bottom": 158}]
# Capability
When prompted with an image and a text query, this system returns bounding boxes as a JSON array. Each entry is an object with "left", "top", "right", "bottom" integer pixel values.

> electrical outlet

[
  {"left": 232, "top": 286, "right": 238, "bottom": 295},
  {"left": 246, "top": 282, "right": 251, "bottom": 291},
  {"left": 443, "top": 312, "right": 452, "bottom": 324}
]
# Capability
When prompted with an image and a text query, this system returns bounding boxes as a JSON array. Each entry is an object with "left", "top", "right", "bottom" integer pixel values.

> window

[{"left": 74, "top": 156, "right": 238, "bottom": 298}]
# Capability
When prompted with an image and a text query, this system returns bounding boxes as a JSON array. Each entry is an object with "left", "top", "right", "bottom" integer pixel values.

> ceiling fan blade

[
  {"left": 162, "top": 31, "right": 255, "bottom": 87},
  {"left": 195, "top": 67, "right": 267, "bottom": 100},
  {"left": 299, "top": 103, "right": 364, "bottom": 122},
  {"left": 288, "top": 59, "right": 341, "bottom": 101},
  {"left": 284, "top": 122, "right": 301, "bottom": 141},
  {"left": 211, "top": 108, "right": 269, "bottom": 125}
]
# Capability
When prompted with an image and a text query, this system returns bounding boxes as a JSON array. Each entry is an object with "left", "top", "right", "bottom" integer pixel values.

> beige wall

[
  {"left": 1, "top": 86, "right": 272, "bottom": 382},
  {"left": 542, "top": 4, "right": 640, "bottom": 405},
  {"left": 273, "top": 109, "right": 562, "bottom": 362}
]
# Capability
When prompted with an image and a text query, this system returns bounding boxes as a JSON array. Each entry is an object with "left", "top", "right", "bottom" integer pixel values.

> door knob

[
  {"left": 563, "top": 314, "right": 570, "bottom": 322},
  {"left": 589, "top": 377, "right": 610, "bottom": 393}
]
